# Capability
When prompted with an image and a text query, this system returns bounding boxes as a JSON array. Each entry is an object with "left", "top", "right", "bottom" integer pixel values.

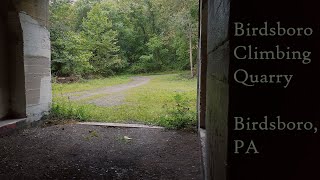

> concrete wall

[
  {"left": 7, "top": 8, "right": 27, "bottom": 118},
  {"left": 0, "top": 1, "right": 27, "bottom": 120},
  {"left": 204, "top": 0, "right": 230, "bottom": 179},
  {"left": 16, "top": 0, "right": 52, "bottom": 121},
  {"left": 0, "top": 9, "right": 10, "bottom": 119},
  {"left": 0, "top": 0, "right": 51, "bottom": 121}
]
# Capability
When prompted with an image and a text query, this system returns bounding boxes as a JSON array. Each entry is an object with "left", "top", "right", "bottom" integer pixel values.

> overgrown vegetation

[
  {"left": 158, "top": 94, "right": 197, "bottom": 129},
  {"left": 50, "top": 0, "right": 199, "bottom": 77},
  {"left": 50, "top": 73, "right": 197, "bottom": 129}
]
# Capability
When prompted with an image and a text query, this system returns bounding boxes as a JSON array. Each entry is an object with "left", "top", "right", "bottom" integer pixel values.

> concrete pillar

[{"left": 15, "top": 0, "right": 52, "bottom": 121}]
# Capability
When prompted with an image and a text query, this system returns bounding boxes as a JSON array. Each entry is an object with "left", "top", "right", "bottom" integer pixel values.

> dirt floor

[{"left": 0, "top": 124, "right": 202, "bottom": 179}]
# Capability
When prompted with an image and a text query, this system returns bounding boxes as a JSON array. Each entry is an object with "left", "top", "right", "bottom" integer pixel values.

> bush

[{"left": 158, "top": 93, "right": 197, "bottom": 129}]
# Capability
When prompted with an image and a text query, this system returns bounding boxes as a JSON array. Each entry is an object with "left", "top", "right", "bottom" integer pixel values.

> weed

[
  {"left": 84, "top": 130, "right": 99, "bottom": 141},
  {"left": 158, "top": 93, "right": 197, "bottom": 129}
]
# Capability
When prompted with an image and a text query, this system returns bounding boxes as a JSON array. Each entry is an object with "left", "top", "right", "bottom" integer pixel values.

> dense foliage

[{"left": 50, "top": 0, "right": 199, "bottom": 77}]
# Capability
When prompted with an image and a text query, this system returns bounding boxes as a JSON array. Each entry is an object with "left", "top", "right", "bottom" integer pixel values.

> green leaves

[
  {"left": 158, "top": 93, "right": 197, "bottom": 129},
  {"left": 81, "top": 3, "right": 124, "bottom": 76},
  {"left": 50, "top": 0, "right": 199, "bottom": 77}
]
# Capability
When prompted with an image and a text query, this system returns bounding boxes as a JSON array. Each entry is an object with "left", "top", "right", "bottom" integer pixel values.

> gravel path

[
  {"left": 66, "top": 77, "right": 150, "bottom": 107},
  {"left": 0, "top": 124, "right": 202, "bottom": 179}
]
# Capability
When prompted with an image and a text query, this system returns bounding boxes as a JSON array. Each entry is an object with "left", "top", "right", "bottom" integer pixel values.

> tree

[
  {"left": 81, "top": 3, "right": 125, "bottom": 76},
  {"left": 49, "top": 0, "right": 199, "bottom": 77},
  {"left": 165, "top": 0, "right": 199, "bottom": 77}
]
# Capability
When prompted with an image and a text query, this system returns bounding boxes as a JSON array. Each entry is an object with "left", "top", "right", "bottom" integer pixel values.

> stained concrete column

[{"left": 16, "top": 0, "right": 52, "bottom": 121}]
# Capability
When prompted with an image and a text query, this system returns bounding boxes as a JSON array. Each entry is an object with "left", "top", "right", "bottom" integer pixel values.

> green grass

[
  {"left": 50, "top": 72, "right": 197, "bottom": 129},
  {"left": 52, "top": 75, "right": 131, "bottom": 94}
]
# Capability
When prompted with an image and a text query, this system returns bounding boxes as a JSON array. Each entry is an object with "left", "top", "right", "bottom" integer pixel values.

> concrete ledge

[
  {"left": 0, "top": 118, "right": 26, "bottom": 136},
  {"left": 78, "top": 122, "right": 164, "bottom": 129}
]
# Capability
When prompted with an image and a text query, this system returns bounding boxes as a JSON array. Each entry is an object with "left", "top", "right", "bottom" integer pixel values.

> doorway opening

[
  {"left": 0, "top": 0, "right": 205, "bottom": 179},
  {"left": 49, "top": 0, "right": 200, "bottom": 131}
]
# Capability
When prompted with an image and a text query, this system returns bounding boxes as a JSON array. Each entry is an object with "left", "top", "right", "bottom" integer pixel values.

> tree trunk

[{"left": 189, "top": 24, "right": 194, "bottom": 77}]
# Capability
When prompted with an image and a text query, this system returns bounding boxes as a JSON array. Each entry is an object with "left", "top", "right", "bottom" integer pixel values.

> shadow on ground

[{"left": 0, "top": 124, "right": 202, "bottom": 179}]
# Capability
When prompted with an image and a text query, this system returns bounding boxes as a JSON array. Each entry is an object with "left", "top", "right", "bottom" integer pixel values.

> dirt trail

[{"left": 66, "top": 76, "right": 151, "bottom": 107}]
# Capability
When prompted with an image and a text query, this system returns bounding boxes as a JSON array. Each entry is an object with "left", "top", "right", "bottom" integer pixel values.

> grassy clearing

[
  {"left": 50, "top": 72, "right": 197, "bottom": 129},
  {"left": 52, "top": 75, "right": 131, "bottom": 94}
]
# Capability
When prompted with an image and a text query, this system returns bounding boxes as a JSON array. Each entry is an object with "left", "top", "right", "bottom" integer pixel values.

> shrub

[{"left": 158, "top": 93, "right": 197, "bottom": 129}]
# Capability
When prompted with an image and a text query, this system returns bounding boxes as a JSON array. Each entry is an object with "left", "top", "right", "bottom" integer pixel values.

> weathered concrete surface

[
  {"left": 207, "top": 0, "right": 230, "bottom": 54},
  {"left": 0, "top": 119, "right": 25, "bottom": 128},
  {"left": 17, "top": 0, "right": 52, "bottom": 121},
  {"left": 16, "top": 0, "right": 49, "bottom": 27},
  {"left": 204, "top": 0, "right": 230, "bottom": 179},
  {"left": 206, "top": 43, "right": 229, "bottom": 180},
  {"left": 0, "top": 118, "right": 26, "bottom": 136}
]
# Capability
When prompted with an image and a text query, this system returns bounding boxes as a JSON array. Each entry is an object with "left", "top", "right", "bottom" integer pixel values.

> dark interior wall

[
  {"left": 7, "top": 2, "right": 27, "bottom": 118},
  {"left": 205, "top": 0, "right": 230, "bottom": 179},
  {"left": 0, "top": 0, "right": 26, "bottom": 119},
  {"left": 0, "top": 1, "right": 10, "bottom": 119}
]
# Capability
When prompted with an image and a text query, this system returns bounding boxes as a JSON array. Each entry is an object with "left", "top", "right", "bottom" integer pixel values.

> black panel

[{"left": 228, "top": 0, "right": 320, "bottom": 179}]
